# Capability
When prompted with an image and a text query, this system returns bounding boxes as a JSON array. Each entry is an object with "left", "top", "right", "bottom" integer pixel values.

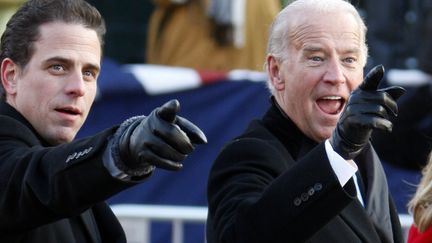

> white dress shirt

[{"left": 325, "top": 140, "right": 365, "bottom": 206}]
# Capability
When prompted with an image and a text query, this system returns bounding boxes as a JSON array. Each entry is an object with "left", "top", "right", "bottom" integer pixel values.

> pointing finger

[
  {"left": 381, "top": 86, "right": 405, "bottom": 117},
  {"left": 157, "top": 99, "right": 180, "bottom": 123},
  {"left": 359, "top": 65, "right": 384, "bottom": 91},
  {"left": 381, "top": 86, "right": 405, "bottom": 101},
  {"left": 176, "top": 116, "right": 208, "bottom": 144}
]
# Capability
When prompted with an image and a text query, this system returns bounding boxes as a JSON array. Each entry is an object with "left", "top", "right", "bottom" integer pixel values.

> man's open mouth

[{"left": 316, "top": 96, "right": 345, "bottom": 115}]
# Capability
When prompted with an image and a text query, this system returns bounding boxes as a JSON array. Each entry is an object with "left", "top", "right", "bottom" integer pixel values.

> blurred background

[{"left": 0, "top": 0, "right": 430, "bottom": 242}]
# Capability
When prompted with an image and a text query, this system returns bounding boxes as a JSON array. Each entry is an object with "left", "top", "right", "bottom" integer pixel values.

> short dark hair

[{"left": 0, "top": 0, "right": 106, "bottom": 99}]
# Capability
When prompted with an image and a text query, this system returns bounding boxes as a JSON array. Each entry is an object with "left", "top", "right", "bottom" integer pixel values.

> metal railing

[
  {"left": 111, "top": 204, "right": 413, "bottom": 243},
  {"left": 111, "top": 204, "right": 207, "bottom": 243}
]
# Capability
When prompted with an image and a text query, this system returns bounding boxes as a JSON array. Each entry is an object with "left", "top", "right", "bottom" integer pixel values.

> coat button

[
  {"left": 301, "top": 193, "right": 309, "bottom": 201},
  {"left": 294, "top": 197, "right": 302, "bottom": 206},
  {"left": 314, "top": 183, "right": 323, "bottom": 191},
  {"left": 308, "top": 187, "right": 315, "bottom": 196}
]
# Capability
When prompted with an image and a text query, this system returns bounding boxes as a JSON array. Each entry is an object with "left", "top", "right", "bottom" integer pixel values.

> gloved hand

[
  {"left": 330, "top": 65, "right": 405, "bottom": 160},
  {"left": 115, "top": 99, "right": 207, "bottom": 175}
]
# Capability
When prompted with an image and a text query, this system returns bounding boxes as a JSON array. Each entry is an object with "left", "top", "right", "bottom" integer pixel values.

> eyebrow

[
  {"left": 343, "top": 47, "right": 361, "bottom": 56},
  {"left": 303, "top": 46, "right": 361, "bottom": 56},
  {"left": 303, "top": 46, "right": 323, "bottom": 53}
]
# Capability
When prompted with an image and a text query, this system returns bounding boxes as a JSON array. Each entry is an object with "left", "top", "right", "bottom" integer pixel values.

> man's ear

[
  {"left": 1, "top": 58, "right": 19, "bottom": 95},
  {"left": 266, "top": 55, "right": 284, "bottom": 90}
]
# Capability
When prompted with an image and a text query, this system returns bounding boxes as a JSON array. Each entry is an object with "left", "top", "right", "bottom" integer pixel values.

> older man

[{"left": 206, "top": 0, "right": 405, "bottom": 242}]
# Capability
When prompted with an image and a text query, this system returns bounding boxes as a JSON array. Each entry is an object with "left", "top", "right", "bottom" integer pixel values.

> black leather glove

[
  {"left": 330, "top": 65, "right": 405, "bottom": 160},
  {"left": 113, "top": 99, "right": 207, "bottom": 176}
]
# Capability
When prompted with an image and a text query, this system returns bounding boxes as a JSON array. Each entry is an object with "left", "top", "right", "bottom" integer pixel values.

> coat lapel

[
  {"left": 80, "top": 209, "right": 101, "bottom": 243},
  {"left": 357, "top": 143, "right": 395, "bottom": 243},
  {"left": 339, "top": 199, "right": 382, "bottom": 242}
]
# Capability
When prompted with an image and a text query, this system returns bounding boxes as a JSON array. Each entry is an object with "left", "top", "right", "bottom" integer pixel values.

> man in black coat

[
  {"left": 0, "top": 0, "right": 206, "bottom": 242},
  {"left": 206, "top": 0, "right": 405, "bottom": 242}
]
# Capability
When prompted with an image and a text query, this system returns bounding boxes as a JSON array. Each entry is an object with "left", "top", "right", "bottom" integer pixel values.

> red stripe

[{"left": 197, "top": 70, "right": 227, "bottom": 85}]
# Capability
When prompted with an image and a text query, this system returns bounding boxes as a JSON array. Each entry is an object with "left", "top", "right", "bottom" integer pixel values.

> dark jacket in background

[{"left": 364, "top": 0, "right": 432, "bottom": 169}]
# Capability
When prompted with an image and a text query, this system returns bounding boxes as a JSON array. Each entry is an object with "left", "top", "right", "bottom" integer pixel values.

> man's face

[
  {"left": 269, "top": 11, "right": 364, "bottom": 142},
  {"left": 4, "top": 22, "right": 101, "bottom": 145}
]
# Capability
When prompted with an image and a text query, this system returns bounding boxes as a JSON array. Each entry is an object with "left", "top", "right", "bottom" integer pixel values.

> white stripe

[
  {"left": 232, "top": 0, "right": 246, "bottom": 48},
  {"left": 123, "top": 64, "right": 201, "bottom": 95},
  {"left": 228, "top": 69, "right": 268, "bottom": 82},
  {"left": 387, "top": 69, "right": 432, "bottom": 86}
]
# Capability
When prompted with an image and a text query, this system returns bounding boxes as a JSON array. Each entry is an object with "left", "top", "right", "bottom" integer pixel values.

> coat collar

[
  {"left": 262, "top": 97, "right": 317, "bottom": 161},
  {"left": 358, "top": 144, "right": 396, "bottom": 243},
  {"left": 80, "top": 210, "right": 101, "bottom": 243},
  {"left": 0, "top": 101, "right": 102, "bottom": 242},
  {"left": 0, "top": 101, "right": 50, "bottom": 146}
]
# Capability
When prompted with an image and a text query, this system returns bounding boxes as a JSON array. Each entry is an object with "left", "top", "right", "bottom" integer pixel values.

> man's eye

[
  {"left": 311, "top": 56, "right": 323, "bottom": 62},
  {"left": 83, "top": 70, "right": 93, "bottom": 77},
  {"left": 51, "top": 64, "right": 64, "bottom": 72},
  {"left": 83, "top": 70, "right": 97, "bottom": 81},
  {"left": 344, "top": 57, "right": 357, "bottom": 63}
]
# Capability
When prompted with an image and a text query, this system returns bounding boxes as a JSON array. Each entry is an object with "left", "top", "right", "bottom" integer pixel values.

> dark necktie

[{"left": 355, "top": 171, "right": 366, "bottom": 207}]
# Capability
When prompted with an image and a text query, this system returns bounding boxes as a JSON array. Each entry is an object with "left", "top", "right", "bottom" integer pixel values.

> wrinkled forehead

[
  {"left": 287, "top": 10, "right": 365, "bottom": 60},
  {"left": 291, "top": 12, "right": 361, "bottom": 44}
]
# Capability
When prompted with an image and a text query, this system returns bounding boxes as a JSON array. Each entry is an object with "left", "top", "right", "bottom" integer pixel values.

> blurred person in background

[
  {"left": 146, "top": 0, "right": 280, "bottom": 71},
  {"left": 370, "top": 5, "right": 432, "bottom": 171},
  {"left": 85, "top": 0, "right": 154, "bottom": 64},
  {"left": 360, "top": 0, "right": 432, "bottom": 70},
  {"left": 407, "top": 151, "right": 432, "bottom": 242}
]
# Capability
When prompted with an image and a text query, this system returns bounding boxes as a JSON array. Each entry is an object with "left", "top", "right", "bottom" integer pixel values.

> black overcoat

[
  {"left": 0, "top": 101, "right": 136, "bottom": 242},
  {"left": 207, "top": 101, "right": 403, "bottom": 243}
]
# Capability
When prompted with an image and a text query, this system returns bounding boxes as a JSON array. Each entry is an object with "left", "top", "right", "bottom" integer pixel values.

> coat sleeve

[
  {"left": 207, "top": 137, "right": 357, "bottom": 243},
  {"left": 0, "top": 116, "right": 136, "bottom": 234}
]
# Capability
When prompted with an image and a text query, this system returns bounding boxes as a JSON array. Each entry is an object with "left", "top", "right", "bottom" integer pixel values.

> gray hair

[{"left": 265, "top": 0, "right": 368, "bottom": 94}]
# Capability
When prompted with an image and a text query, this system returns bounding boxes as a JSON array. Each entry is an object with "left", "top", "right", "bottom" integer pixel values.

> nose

[
  {"left": 64, "top": 71, "right": 85, "bottom": 97},
  {"left": 323, "top": 59, "right": 346, "bottom": 85}
]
